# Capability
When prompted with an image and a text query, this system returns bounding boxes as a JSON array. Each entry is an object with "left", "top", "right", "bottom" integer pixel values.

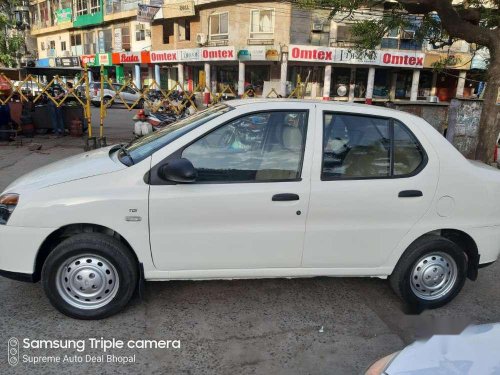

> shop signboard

[
  {"left": 97, "top": 53, "right": 112, "bottom": 66},
  {"left": 55, "top": 8, "right": 72, "bottom": 24},
  {"left": 80, "top": 55, "right": 96, "bottom": 66},
  {"left": 266, "top": 49, "right": 280, "bottom": 61},
  {"left": 98, "top": 30, "right": 106, "bottom": 54},
  {"left": 162, "top": 1, "right": 195, "bottom": 19},
  {"left": 114, "top": 28, "right": 123, "bottom": 52},
  {"left": 137, "top": 4, "right": 160, "bottom": 22},
  {"left": 424, "top": 52, "right": 472, "bottom": 70},
  {"left": 288, "top": 45, "right": 335, "bottom": 63},
  {"left": 36, "top": 58, "right": 51, "bottom": 68},
  {"left": 112, "top": 52, "right": 142, "bottom": 64},
  {"left": 334, "top": 48, "right": 379, "bottom": 65},
  {"left": 55, "top": 57, "right": 80, "bottom": 67},
  {"left": 238, "top": 50, "right": 251, "bottom": 62},
  {"left": 150, "top": 50, "right": 180, "bottom": 63},
  {"left": 378, "top": 51, "right": 425, "bottom": 68},
  {"left": 200, "top": 47, "right": 236, "bottom": 61},
  {"left": 149, "top": 47, "right": 236, "bottom": 63},
  {"left": 180, "top": 49, "right": 201, "bottom": 61}
]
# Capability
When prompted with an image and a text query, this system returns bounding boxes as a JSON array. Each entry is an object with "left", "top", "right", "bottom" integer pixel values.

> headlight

[
  {"left": 0, "top": 193, "right": 19, "bottom": 225},
  {"left": 365, "top": 351, "right": 400, "bottom": 375}
]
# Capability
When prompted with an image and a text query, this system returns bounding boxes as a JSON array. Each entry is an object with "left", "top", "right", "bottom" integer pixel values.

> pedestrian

[
  {"left": 0, "top": 92, "right": 12, "bottom": 141},
  {"left": 48, "top": 86, "right": 65, "bottom": 137}
]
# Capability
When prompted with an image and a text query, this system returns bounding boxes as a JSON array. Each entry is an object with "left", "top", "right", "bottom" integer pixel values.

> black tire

[
  {"left": 91, "top": 101, "right": 100, "bottom": 107},
  {"left": 41, "top": 233, "right": 138, "bottom": 320},
  {"left": 103, "top": 96, "right": 113, "bottom": 107},
  {"left": 390, "top": 235, "right": 467, "bottom": 310}
]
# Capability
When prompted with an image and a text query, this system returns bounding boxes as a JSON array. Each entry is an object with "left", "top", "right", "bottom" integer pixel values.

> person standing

[{"left": 48, "top": 86, "right": 65, "bottom": 137}]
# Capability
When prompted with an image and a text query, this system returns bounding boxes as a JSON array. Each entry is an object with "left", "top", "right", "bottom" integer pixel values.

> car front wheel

[
  {"left": 390, "top": 235, "right": 467, "bottom": 310},
  {"left": 41, "top": 233, "right": 138, "bottom": 320}
]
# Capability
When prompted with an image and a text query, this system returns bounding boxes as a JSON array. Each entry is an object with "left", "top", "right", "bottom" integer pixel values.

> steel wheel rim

[
  {"left": 410, "top": 252, "right": 458, "bottom": 301},
  {"left": 56, "top": 254, "right": 120, "bottom": 310}
]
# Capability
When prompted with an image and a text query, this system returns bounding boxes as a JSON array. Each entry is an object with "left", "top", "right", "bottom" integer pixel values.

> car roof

[{"left": 226, "top": 98, "right": 419, "bottom": 119}]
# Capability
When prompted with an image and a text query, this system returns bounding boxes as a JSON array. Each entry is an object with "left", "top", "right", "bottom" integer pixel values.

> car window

[
  {"left": 393, "top": 121, "right": 425, "bottom": 176},
  {"left": 123, "top": 104, "right": 234, "bottom": 164},
  {"left": 182, "top": 111, "right": 308, "bottom": 183},
  {"left": 322, "top": 113, "right": 424, "bottom": 179}
]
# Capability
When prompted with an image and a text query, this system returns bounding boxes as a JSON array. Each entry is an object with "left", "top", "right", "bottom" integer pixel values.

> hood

[
  {"left": 3, "top": 146, "right": 127, "bottom": 193},
  {"left": 386, "top": 323, "right": 500, "bottom": 374}
]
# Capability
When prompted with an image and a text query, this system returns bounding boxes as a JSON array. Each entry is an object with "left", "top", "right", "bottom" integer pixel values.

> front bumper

[{"left": 0, "top": 225, "right": 55, "bottom": 280}]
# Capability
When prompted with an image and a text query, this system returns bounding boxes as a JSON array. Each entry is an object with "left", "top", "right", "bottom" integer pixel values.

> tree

[
  {"left": 0, "top": 0, "right": 27, "bottom": 68},
  {"left": 300, "top": 0, "right": 500, "bottom": 163}
]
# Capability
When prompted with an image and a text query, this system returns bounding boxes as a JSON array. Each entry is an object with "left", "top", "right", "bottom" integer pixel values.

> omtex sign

[
  {"left": 379, "top": 52, "right": 424, "bottom": 68},
  {"left": 289, "top": 45, "right": 334, "bottom": 62},
  {"left": 148, "top": 47, "right": 236, "bottom": 63}
]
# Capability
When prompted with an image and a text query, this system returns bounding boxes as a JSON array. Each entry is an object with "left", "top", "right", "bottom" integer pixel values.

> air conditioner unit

[
  {"left": 312, "top": 23, "right": 324, "bottom": 32},
  {"left": 196, "top": 33, "right": 207, "bottom": 45},
  {"left": 400, "top": 30, "right": 415, "bottom": 39}
]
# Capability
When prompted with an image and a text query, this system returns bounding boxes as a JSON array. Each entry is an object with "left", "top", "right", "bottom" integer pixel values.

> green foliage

[{"left": 0, "top": 0, "right": 25, "bottom": 68}]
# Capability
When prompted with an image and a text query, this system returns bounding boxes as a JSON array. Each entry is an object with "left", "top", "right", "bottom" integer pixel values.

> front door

[
  {"left": 303, "top": 109, "right": 438, "bottom": 269},
  {"left": 149, "top": 105, "right": 315, "bottom": 272}
]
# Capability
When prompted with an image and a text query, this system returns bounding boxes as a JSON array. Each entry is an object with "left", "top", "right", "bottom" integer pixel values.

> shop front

[
  {"left": 149, "top": 46, "right": 237, "bottom": 94},
  {"left": 111, "top": 51, "right": 151, "bottom": 88},
  {"left": 287, "top": 45, "right": 335, "bottom": 98},
  {"left": 237, "top": 46, "right": 281, "bottom": 96}
]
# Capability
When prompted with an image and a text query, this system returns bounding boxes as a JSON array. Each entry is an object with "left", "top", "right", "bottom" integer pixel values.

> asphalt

[{"left": 0, "top": 107, "right": 499, "bottom": 374}]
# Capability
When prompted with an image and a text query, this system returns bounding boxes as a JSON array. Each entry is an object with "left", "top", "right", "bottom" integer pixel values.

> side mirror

[{"left": 158, "top": 158, "right": 197, "bottom": 183}]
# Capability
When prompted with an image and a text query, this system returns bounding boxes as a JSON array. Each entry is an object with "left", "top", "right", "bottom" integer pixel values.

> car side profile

[{"left": 1, "top": 99, "right": 500, "bottom": 319}]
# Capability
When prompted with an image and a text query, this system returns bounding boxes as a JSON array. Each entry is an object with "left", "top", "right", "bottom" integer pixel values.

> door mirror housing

[{"left": 158, "top": 158, "right": 198, "bottom": 183}]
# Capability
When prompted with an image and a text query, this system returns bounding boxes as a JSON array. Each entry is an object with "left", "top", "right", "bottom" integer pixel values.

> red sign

[
  {"left": 112, "top": 52, "right": 142, "bottom": 64},
  {"left": 150, "top": 50, "right": 179, "bottom": 63},
  {"left": 80, "top": 55, "right": 95, "bottom": 66},
  {"left": 289, "top": 45, "right": 334, "bottom": 62},
  {"left": 201, "top": 48, "right": 234, "bottom": 60},
  {"left": 380, "top": 52, "right": 424, "bottom": 68}
]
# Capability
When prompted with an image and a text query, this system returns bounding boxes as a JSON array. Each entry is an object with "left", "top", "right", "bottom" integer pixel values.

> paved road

[{"left": 0, "top": 112, "right": 499, "bottom": 374}]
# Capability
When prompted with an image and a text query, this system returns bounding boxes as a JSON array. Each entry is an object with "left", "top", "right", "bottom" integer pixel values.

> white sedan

[{"left": 1, "top": 99, "right": 500, "bottom": 319}]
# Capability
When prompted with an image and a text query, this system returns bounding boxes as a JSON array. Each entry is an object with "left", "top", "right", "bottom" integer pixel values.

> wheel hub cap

[
  {"left": 410, "top": 252, "right": 457, "bottom": 301},
  {"left": 56, "top": 255, "right": 119, "bottom": 310}
]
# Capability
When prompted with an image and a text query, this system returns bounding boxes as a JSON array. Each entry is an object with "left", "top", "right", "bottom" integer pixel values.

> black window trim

[
  {"left": 320, "top": 111, "right": 428, "bottom": 181},
  {"left": 148, "top": 109, "right": 310, "bottom": 185}
]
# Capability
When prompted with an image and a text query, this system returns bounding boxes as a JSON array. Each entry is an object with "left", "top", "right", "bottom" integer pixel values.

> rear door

[{"left": 303, "top": 107, "right": 439, "bottom": 270}]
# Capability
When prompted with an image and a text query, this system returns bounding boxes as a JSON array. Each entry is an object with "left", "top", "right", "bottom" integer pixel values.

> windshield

[{"left": 120, "top": 103, "right": 233, "bottom": 164}]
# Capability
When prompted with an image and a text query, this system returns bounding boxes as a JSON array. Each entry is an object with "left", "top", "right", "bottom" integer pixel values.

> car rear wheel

[
  {"left": 42, "top": 233, "right": 138, "bottom": 319},
  {"left": 390, "top": 235, "right": 467, "bottom": 309}
]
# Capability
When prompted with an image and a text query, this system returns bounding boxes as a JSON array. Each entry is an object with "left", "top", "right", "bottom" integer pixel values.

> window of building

[
  {"left": 322, "top": 113, "right": 424, "bottom": 179},
  {"left": 83, "top": 31, "right": 95, "bottom": 54},
  {"left": 182, "top": 111, "right": 308, "bottom": 183},
  {"left": 90, "top": 0, "right": 101, "bottom": 14},
  {"left": 76, "top": 0, "right": 88, "bottom": 16},
  {"left": 61, "top": 41, "right": 67, "bottom": 51},
  {"left": 135, "top": 24, "right": 146, "bottom": 41},
  {"left": 70, "top": 33, "right": 83, "bottom": 55},
  {"left": 41, "top": 41, "right": 45, "bottom": 51},
  {"left": 39, "top": 1, "right": 49, "bottom": 23},
  {"left": 103, "top": 28, "right": 113, "bottom": 52},
  {"left": 162, "top": 20, "right": 174, "bottom": 44},
  {"left": 49, "top": 40, "right": 55, "bottom": 50},
  {"left": 209, "top": 12, "right": 228, "bottom": 40},
  {"left": 121, "top": 26, "right": 130, "bottom": 51},
  {"left": 178, "top": 18, "right": 190, "bottom": 41},
  {"left": 336, "top": 24, "right": 353, "bottom": 42},
  {"left": 381, "top": 27, "right": 400, "bottom": 49},
  {"left": 250, "top": 9, "right": 274, "bottom": 39}
]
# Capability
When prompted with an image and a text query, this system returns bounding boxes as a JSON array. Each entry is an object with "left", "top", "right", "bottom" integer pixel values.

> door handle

[
  {"left": 272, "top": 193, "right": 300, "bottom": 201},
  {"left": 398, "top": 190, "right": 423, "bottom": 198}
]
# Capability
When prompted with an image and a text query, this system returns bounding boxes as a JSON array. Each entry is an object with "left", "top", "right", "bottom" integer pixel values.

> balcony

[{"left": 207, "top": 39, "right": 229, "bottom": 47}]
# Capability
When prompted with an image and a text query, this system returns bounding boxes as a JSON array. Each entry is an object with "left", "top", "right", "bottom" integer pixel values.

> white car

[
  {"left": 90, "top": 82, "right": 143, "bottom": 107},
  {"left": 1, "top": 99, "right": 499, "bottom": 319}
]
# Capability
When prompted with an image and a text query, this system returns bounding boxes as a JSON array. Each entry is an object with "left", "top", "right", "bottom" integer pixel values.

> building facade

[{"left": 29, "top": 0, "right": 481, "bottom": 102}]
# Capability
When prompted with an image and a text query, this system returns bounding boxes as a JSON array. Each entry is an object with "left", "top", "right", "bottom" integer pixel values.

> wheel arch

[
  {"left": 395, "top": 229, "right": 480, "bottom": 281},
  {"left": 33, "top": 223, "right": 140, "bottom": 282}
]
